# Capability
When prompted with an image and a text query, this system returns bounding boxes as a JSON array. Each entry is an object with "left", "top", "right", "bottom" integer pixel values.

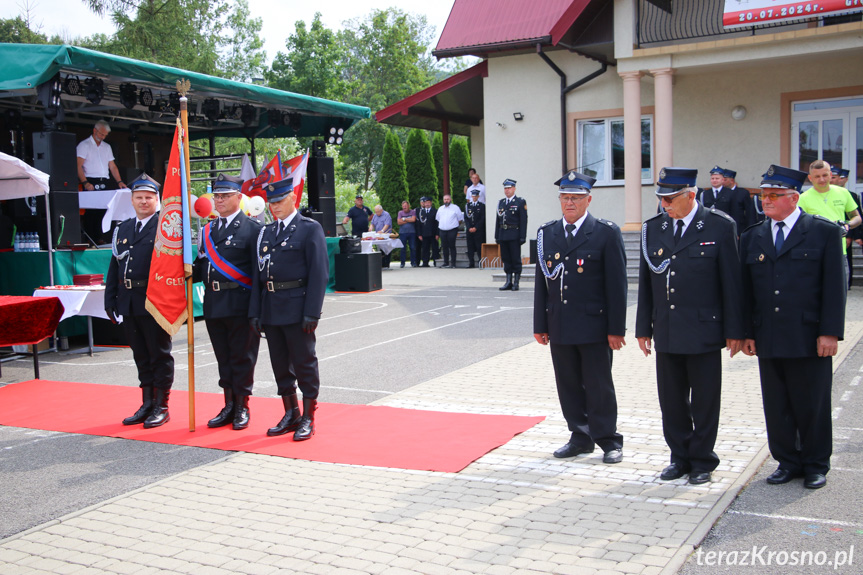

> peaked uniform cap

[
  {"left": 212, "top": 173, "right": 243, "bottom": 192},
  {"left": 130, "top": 172, "right": 161, "bottom": 194},
  {"left": 554, "top": 170, "right": 595, "bottom": 194}
]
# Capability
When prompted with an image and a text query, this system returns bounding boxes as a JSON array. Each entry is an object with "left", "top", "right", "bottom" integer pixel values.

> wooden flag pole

[{"left": 177, "top": 79, "right": 196, "bottom": 431}]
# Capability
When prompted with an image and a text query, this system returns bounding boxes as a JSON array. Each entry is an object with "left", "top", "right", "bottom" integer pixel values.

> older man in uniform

[
  {"left": 195, "top": 173, "right": 262, "bottom": 430},
  {"left": 741, "top": 165, "right": 845, "bottom": 489},
  {"left": 464, "top": 189, "right": 486, "bottom": 268},
  {"left": 105, "top": 173, "right": 174, "bottom": 428},
  {"left": 534, "top": 171, "right": 627, "bottom": 464},
  {"left": 495, "top": 179, "right": 528, "bottom": 290},
  {"left": 636, "top": 167, "right": 744, "bottom": 484},
  {"left": 417, "top": 196, "right": 439, "bottom": 267},
  {"left": 250, "top": 177, "right": 328, "bottom": 441}
]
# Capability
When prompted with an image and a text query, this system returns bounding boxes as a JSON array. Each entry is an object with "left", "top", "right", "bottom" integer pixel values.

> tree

[
  {"left": 0, "top": 16, "right": 47, "bottom": 44},
  {"left": 431, "top": 132, "right": 444, "bottom": 201},
  {"left": 378, "top": 131, "right": 408, "bottom": 231},
  {"left": 80, "top": 0, "right": 264, "bottom": 81},
  {"left": 448, "top": 137, "right": 471, "bottom": 209},
  {"left": 266, "top": 13, "right": 346, "bottom": 99},
  {"left": 404, "top": 130, "right": 436, "bottom": 209}
]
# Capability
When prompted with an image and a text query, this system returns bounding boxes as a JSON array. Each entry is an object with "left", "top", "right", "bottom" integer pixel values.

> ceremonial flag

[
  {"left": 283, "top": 150, "right": 309, "bottom": 207},
  {"left": 145, "top": 120, "right": 191, "bottom": 336},
  {"left": 241, "top": 151, "right": 283, "bottom": 200},
  {"left": 240, "top": 153, "right": 256, "bottom": 182}
]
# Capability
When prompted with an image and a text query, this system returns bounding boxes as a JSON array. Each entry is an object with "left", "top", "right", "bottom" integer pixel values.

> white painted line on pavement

[
  {"left": 325, "top": 385, "right": 390, "bottom": 394},
  {"left": 850, "top": 376, "right": 860, "bottom": 386},
  {"left": 727, "top": 510, "right": 863, "bottom": 528},
  {"left": 832, "top": 407, "right": 843, "bottom": 420},
  {"left": 840, "top": 390, "right": 853, "bottom": 402},
  {"left": 320, "top": 305, "right": 453, "bottom": 338},
  {"left": 319, "top": 308, "right": 513, "bottom": 362},
  {"left": 319, "top": 301, "right": 388, "bottom": 321}
]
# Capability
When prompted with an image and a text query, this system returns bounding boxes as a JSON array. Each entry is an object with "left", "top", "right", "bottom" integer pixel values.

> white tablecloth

[
  {"left": 101, "top": 190, "right": 161, "bottom": 232},
  {"left": 78, "top": 190, "right": 118, "bottom": 210},
  {"left": 360, "top": 238, "right": 404, "bottom": 255},
  {"left": 32, "top": 288, "right": 110, "bottom": 321}
]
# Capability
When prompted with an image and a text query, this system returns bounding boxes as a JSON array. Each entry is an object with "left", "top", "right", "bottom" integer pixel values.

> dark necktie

[
  {"left": 135, "top": 221, "right": 142, "bottom": 236},
  {"left": 220, "top": 217, "right": 227, "bottom": 232},
  {"left": 674, "top": 220, "right": 684, "bottom": 245},
  {"left": 775, "top": 221, "right": 785, "bottom": 252},
  {"left": 565, "top": 224, "right": 575, "bottom": 247}
]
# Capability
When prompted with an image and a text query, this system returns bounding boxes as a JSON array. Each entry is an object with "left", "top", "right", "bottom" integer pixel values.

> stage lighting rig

[{"left": 119, "top": 83, "right": 138, "bottom": 109}]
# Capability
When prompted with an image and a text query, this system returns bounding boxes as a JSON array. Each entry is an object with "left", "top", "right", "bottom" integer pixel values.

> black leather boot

[
  {"left": 499, "top": 273, "right": 512, "bottom": 291},
  {"left": 207, "top": 388, "right": 234, "bottom": 428},
  {"left": 143, "top": 388, "right": 170, "bottom": 428},
  {"left": 293, "top": 397, "right": 317, "bottom": 441},
  {"left": 266, "top": 393, "right": 301, "bottom": 437},
  {"left": 512, "top": 273, "right": 521, "bottom": 291},
  {"left": 123, "top": 386, "right": 154, "bottom": 425},
  {"left": 232, "top": 395, "right": 250, "bottom": 430}
]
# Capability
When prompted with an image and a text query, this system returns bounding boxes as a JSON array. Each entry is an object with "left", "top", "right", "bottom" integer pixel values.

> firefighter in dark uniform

[
  {"left": 741, "top": 165, "right": 845, "bottom": 490},
  {"left": 104, "top": 173, "right": 174, "bottom": 428},
  {"left": 194, "top": 173, "right": 262, "bottom": 430},
  {"left": 697, "top": 165, "right": 749, "bottom": 235},
  {"left": 417, "top": 196, "right": 439, "bottom": 267},
  {"left": 464, "top": 189, "right": 486, "bottom": 267},
  {"left": 534, "top": 171, "right": 627, "bottom": 464},
  {"left": 495, "top": 178, "right": 528, "bottom": 290},
  {"left": 636, "top": 167, "right": 744, "bottom": 485},
  {"left": 249, "top": 177, "right": 328, "bottom": 441}
]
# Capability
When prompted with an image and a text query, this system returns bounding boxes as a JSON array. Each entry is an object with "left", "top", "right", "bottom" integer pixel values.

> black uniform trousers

[
  {"left": 499, "top": 239, "right": 522, "bottom": 274},
  {"left": 263, "top": 323, "right": 320, "bottom": 399},
  {"left": 439, "top": 228, "right": 457, "bottom": 266},
  {"left": 758, "top": 356, "right": 832, "bottom": 476},
  {"left": 122, "top": 312, "right": 174, "bottom": 391},
  {"left": 466, "top": 230, "right": 483, "bottom": 265},
  {"left": 419, "top": 236, "right": 438, "bottom": 266},
  {"left": 655, "top": 350, "right": 721, "bottom": 473},
  {"left": 205, "top": 316, "right": 260, "bottom": 398},
  {"left": 550, "top": 342, "right": 623, "bottom": 452}
]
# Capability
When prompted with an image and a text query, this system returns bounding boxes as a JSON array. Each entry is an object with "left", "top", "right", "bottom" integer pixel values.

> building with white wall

[{"left": 378, "top": 0, "right": 863, "bottom": 260}]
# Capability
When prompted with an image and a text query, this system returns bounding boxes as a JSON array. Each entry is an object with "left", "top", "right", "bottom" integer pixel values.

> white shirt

[
  {"left": 771, "top": 207, "right": 801, "bottom": 244},
  {"left": 135, "top": 213, "right": 156, "bottom": 230},
  {"left": 466, "top": 183, "right": 486, "bottom": 204},
  {"left": 673, "top": 203, "right": 698, "bottom": 237},
  {"left": 76, "top": 136, "right": 115, "bottom": 179},
  {"left": 219, "top": 209, "right": 242, "bottom": 228},
  {"left": 561, "top": 212, "right": 588, "bottom": 238},
  {"left": 435, "top": 203, "right": 464, "bottom": 231}
]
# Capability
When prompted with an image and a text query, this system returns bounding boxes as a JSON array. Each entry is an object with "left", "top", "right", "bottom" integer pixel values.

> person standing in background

[
  {"left": 495, "top": 179, "right": 527, "bottom": 291},
  {"left": 77, "top": 120, "right": 127, "bottom": 243},
  {"left": 435, "top": 194, "right": 463, "bottom": 268},
  {"left": 464, "top": 189, "right": 485, "bottom": 268},
  {"left": 397, "top": 200, "right": 418, "bottom": 268}
]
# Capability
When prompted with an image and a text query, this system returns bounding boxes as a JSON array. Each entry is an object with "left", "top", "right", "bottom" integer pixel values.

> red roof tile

[{"left": 434, "top": 0, "right": 592, "bottom": 58}]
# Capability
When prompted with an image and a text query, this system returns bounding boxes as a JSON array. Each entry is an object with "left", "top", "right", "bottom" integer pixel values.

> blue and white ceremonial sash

[{"left": 202, "top": 222, "right": 252, "bottom": 288}]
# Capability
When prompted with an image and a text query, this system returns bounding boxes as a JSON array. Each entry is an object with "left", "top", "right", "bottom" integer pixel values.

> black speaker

[
  {"left": 32, "top": 131, "right": 78, "bottom": 191},
  {"left": 37, "top": 191, "right": 81, "bottom": 249},
  {"left": 335, "top": 252, "right": 382, "bottom": 292},
  {"left": 315, "top": 196, "right": 337, "bottom": 237},
  {"left": 307, "top": 156, "right": 335, "bottom": 201}
]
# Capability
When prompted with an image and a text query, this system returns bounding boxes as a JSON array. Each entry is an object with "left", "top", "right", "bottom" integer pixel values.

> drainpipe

[{"left": 537, "top": 44, "right": 609, "bottom": 175}]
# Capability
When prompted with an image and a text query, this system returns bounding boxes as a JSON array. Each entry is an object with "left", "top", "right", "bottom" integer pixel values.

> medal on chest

[{"left": 577, "top": 259, "right": 584, "bottom": 273}]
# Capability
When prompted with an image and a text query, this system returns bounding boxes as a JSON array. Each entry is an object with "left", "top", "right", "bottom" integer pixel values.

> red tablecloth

[{"left": 0, "top": 295, "right": 64, "bottom": 346}]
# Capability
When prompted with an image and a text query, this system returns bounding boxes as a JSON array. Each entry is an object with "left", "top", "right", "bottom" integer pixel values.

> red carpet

[{"left": 0, "top": 380, "right": 544, "bottom": 473}]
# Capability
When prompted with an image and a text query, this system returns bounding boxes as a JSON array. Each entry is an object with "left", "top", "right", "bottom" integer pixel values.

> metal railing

[{"left": 636, "top": 0, "right": 857, "bottom": 47}]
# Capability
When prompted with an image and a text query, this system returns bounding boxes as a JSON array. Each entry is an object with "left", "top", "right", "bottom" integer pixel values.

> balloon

[
  {"left": 239, "top": 193, "right": 249, "bottom": 215},
  {"left": 194, "top": 193, "right": 216, "bottom": 218},
  {"left": 247, "top": 195, "right": 265, "bottom": 217}
]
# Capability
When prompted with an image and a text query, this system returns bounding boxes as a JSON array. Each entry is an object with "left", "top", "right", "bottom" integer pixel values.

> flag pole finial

[{"left": 176, "top": 79, "right": 191, "bottom": 97}]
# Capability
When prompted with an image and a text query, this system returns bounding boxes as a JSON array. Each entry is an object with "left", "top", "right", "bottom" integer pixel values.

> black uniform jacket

[
  {"left": 698, "top": 186, "right": 749, "bottom": 233},
  {"left": 464, "top": 202, "right": 485, "bottom": 232},
  {"left": 740, "top": 211, "right": 845, "bottom": 358},
  {"left": 495, "top": 196, "right": 528, "bottom": 243},
  {"left": 534, "top": 213, "right": 627, "bottom": 345},
  {"left": 194, "top": 212, "right": 262, "bottom": 319},
  {"left": 636, "top": 204, "right": 744, "bottom": 354},
  {"left": 249, "top": 215, "right": 328, "bottom": 326},
  {"left": 417, "top": 206, "right": 438, "bottom": 238},
  {"left": 105, "top": 214, "right": 158, "bottom": 317}
]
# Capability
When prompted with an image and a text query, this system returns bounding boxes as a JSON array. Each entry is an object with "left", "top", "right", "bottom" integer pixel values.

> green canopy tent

[{"left": 0, "top": 44, "right": 370, "bottom": 144}]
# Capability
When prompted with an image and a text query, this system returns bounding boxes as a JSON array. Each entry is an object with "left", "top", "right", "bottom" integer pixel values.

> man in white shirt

[
  {"left": 435, "top": 194, "right": 464, "bottom": 268},
  {"left": 465, "top": 172, "right": 486, "bottom": 204},
  {"left": 77, "top": 120, "right": 126, "bottom": 242}
]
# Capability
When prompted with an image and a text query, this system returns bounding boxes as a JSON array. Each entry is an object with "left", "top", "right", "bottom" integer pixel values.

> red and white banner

[
  {"left": 724, "top": 0, "right": 862, "bottom": 28},
  {"left": 283, "top": 151, "right": 309, "bottom": 208}
]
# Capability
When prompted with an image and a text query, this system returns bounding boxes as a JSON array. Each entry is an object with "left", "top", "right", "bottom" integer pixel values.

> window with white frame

[{"left": 576, "top": 115, "right": 653, "bottom": 185}]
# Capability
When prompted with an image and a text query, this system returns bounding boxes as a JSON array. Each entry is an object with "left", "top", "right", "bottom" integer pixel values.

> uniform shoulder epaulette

[
  {"left": 300, "top": 215, "right": 316, "bottom": 223},
  {"left": 645, "top": 211, "right": 665, "bottom": 222},
  {"left": 596, "top": 218, "right": 618, "bottom": 229},
  {"left": 812, "top": 214, "right": 839, "bottom": 225},
  {"left": 539, "top": 220, "right": 557, "bottom": 229},
  {"left": 708, "top": 208, "right": 734, "bottom": 221},
  {"left": 741, "top": 221, "right": 763, "bottom": 234}
]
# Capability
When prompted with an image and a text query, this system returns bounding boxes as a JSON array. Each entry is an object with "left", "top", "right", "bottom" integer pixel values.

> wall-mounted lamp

[
  {"left": 731, "top": 105, "right": 747, "bottom": 121},
  {"left": 513, "top": 112, "right": 524, "bottom": 121}
]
